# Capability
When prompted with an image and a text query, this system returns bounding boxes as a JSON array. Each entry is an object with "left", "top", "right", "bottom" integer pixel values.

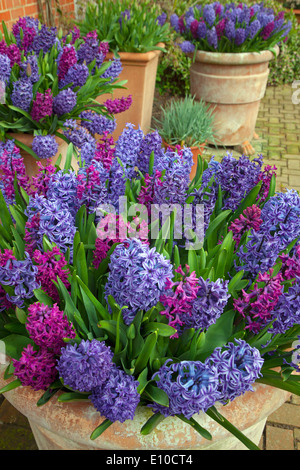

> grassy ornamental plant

[
  {"left": 77, "top": 0, "right": 170, "bottom": 54},
  {"left": 153, "top": 95, "right": 216, "bottom": 147},
  {"left": 170, "top": 1, "right": 292, "bottom": 53},
  {"left": 0, "top": 17, "right": 129, "bottom": 160},
  {"left": 0, "top": 123, "right": 300, "bottom": 449}
]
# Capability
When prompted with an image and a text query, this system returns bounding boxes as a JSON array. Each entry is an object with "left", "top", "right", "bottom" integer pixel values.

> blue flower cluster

[
  {"left": 271, "top": 283, "right": 300, "bottom": 335},
  {"left": 237, "top": 190, "right": 300, "bottom": 276},
  {"left": 188, "top": 277, "right": 230, "bottom": 331},
  {"left": 57, "top": 339, "right": 114, "bottom": 392},
  {"left": 57, "top": 339, "right": 140, "bottom": 423},
  {"left": 171, "top": 2, "right": 292, "bottom": 53},
  {"left": 105, "top": 238, "right": 173, "bottom": 325},
  {"left": 25, "top": 193, "right": 76, "bottom": 256},
  {"left": 152, "top": 340, "right": 263, "bottom": 419},
  {"left": 0, "top": 254, "right": 40, "bottom": 308}
]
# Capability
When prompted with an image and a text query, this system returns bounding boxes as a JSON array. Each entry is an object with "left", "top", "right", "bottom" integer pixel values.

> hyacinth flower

[
  {"left": 94, "top": 132, "right": 115, "bottom": 170},
  {"left": 31, "top": 89, "right": 53, "bottom": 122},
  {"left": 25, "top": 193, "right": 76, "bottom": 256},
  {"left": 0, "top": 53, "right": 11, "bottom": 85},
  {"left": 233, "top": 269, "right": 284, "bottom": 333},
  {"left": 159, "top": 265, "right": 199, "bottom": 337},
  {"left": 32, "top": 247, "right": 70, "bottom": 302},
  {"left": 236, "top": 189, "right": 300, "bottom": 276},
  {"left": 151, "top": 359, "right": 222, "bottom": 418},
  {"left": 12, "top": 345, "right": 58, "bottom": 392},
  {"left": 26, "top": 302, "right": 76, "bottom": 354},
  {"left": 32, "top": 135, "right": 58, "bottom": 160},
  {"left": 105, "top": 238, "right": 173, "bottom": 325},
  {"left": 171, "top": 2, "right": 292, "bottom": 53},
  {"left": 0, "top": 143, "right": 30, "bottom": 205},
  {"left": 103, "top": 95, "right": 132, "bottom": 115},
  {"left": 206, "top": 340, "right": 264, "bottom": 402},
  {"left": 76, "top": 160, "right": 109, "bottom": 214},
  {"left": 90, "top": 364, "right": 140, "bottom": 423},
  {"left": 0, "top": 252, "right": 40, "bottom": 309},
  {"left": 0, "top": 250, "right": 16, "bottom": 312},
  {"left": 57, "top": 339, "right": 114, "bottom": 392},
  {"left": 160, "top": 266, "right": 230, "bottom": 336},
  {"left": 228, "top": 204, "right": 263, "bottom": 246},
  {"left": 80, "top": 110, "right": 116, "bottom": 136}
]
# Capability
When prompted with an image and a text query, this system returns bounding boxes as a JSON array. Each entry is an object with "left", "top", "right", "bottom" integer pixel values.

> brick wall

[{"left": 0, "top": 0, "right": 75, "bottom": 32}]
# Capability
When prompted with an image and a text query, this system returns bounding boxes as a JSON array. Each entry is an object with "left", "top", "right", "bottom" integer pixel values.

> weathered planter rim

[
  {"left": 188, "top": 44, "right": 279, "bottom": 66},
  {"left": 106, "top": 43, "right": 165, "bottom": 64},
  {"left": 0, "top": 357, "right": 290, "bottom": 450}
]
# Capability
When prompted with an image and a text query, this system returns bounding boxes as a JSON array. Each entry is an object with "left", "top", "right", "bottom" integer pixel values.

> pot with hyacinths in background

[
  {"left": 170, "top": 2, "right": 292, "bottom": 156},
  {"left": 0, "top": 17, "right": 128, "bottom": 176},
  {"left": 0, "top": 123, "right": 299, "bottom": 450},
  {"left": 77, "top": 0, "right": 170, "bottom": 139}
]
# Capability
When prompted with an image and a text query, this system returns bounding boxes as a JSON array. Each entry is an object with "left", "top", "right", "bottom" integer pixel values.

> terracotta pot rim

[
  {"left": 106, "top": 43, "right": 165, "bottom": 63},
  {"left": 189, "top": 44, "right": 279, "bottom": 65},
  {"left": 162, "top": 139, "right": 206, "bottom": 149},
  {"left": 0, "top": 358, "right": 291, "bottom": 450}
]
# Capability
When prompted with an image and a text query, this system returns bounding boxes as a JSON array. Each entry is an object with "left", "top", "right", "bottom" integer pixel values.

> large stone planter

[
  {"left": 0, "top": 360, "right": 290, "bottom": 450},
  {"left": 6, "top": 132, "right": 72, "bottom": 178},
  {"left": 97, "top": 45, "right": 164, "bottom": 140},
  {"left": 189, "top": 47, "right": 279, "bottom": 154}
]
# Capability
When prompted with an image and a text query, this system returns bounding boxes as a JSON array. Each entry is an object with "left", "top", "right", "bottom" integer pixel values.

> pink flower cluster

[
  {"left": 104, "top": 95, "right": 132, "bottom": 115},
  {"left": 12, "top": 301, "right": 76, "bottom": 391},
  {"left": 12, "top": 345, "right": 58, "bottom": 391},
  {"left": 33, "top": 246, "right": 70, "bottom": 302},
  {"left": 29, "top": 160, "right": 56, "bottom": 196},
  {"left": 159, "top": 265, "right": 199, "bottom": 338},
  {"left": 26, "top": 302, "right": 75, "bottom": 354},
  {"left": 0, "top": 146, "right": 30, "bottom": 201},
  {"left": 31, "top": 89, "right": 53, "bottom": 122},
  {"left": 58, "top": 45, "right": 78, "bottom": 80},
  {"left": 279, "top": 245, "right": 300, "bottom": 281},
  {"left": 11, "top": 18, "right": 36, "bottom": 52},
  {"left": 0, "top": 40, "right": 21, "bottom": 66},
  {"left": 94, "top": 131, "right": 115, "bottom": 170},
  {"left": 77, "top": 164, "right": 102, "bottom": 201},
  {"left": 229, "top": 204, "right": 263, "bottom": 245},
  {"left": 256, "top": 164, "right": 277, "bottom": 202},
  {"left": 137, "top": 170, "right": 163, "bottom": 211},
  {"left": 233, "top": 269, "right": 284, "bottom": 333}
]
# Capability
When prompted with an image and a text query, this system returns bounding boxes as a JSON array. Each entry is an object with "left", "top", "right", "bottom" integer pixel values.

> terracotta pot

[
  {"left": 97, "top": 44, "right": 164, "bottom": 140},
  {"left": 286, "top": 8, "right": 300, "bottom": 23},
  {"left": 0, "top": 360, "right": 290, "bottom": 450},
  {"left": 162, "top": 139, "right": 206, "bottom": 181},
  {"left": 6, "top": 132, "right": 73, "bottom": 178},
  {"left": 189, "top": 47, "right": 279, "bottom": 152},
  {"left": 294, "top": 9, "right": 300, "bottom": 23}
]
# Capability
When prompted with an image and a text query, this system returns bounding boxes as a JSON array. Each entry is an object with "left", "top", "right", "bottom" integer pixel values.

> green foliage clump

[{"left": 153, "top": 95, "right": 216, "bottom": 146}]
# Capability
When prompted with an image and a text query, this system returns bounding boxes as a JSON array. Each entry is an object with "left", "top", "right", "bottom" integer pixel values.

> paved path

[
  {"left": 0, "top": 84, "right": 299, "bottom": 450},
  {"left": 201, "top": 84, "right": 300, "bottom": 194}
]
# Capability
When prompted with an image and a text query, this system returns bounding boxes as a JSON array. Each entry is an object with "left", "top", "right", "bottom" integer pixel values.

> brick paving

[
  {"left": 0, "top": 84, "right": 299, "bottom": 450},
  {"left": 201, "top": 84, "right": 300, "bottom": 194}
]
